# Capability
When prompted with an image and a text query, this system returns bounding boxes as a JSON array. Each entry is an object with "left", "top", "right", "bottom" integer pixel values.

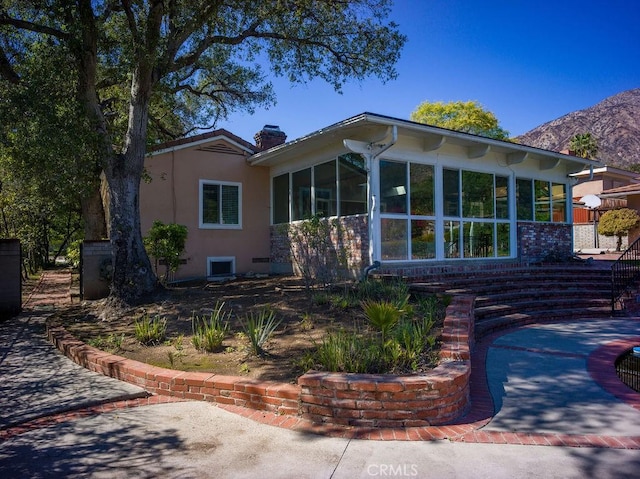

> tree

[
  {"left": 0, "top": 1, "right": 406, "bottom": 304},
  {"left": 410, "top": 100, "right": 510, "bottom": 140},
  {"left": 569, "top": 133, "right": 598, "bottom": 159},
  {"left": 598, "top": 208, "right": 640, "bottom": 251}
]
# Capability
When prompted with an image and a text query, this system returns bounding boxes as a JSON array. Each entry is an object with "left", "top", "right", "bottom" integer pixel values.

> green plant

[
  {"left": 361, "top": 299, "right": 401, "bottom": 342},
  {"left": 191, "top": 302, "right": 230, "bottom": 352},
  {"left": 143, "top": 220, "right": 188, "bottom": 283},
  {"left": 134, "top": 314, "right": 167, "bottom": 345},
  {"left": 241, "top": 308, "right": 283, "bottom": 355}
]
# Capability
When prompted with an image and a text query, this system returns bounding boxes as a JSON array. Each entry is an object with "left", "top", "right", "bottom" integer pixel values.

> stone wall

[{"left": 0, "top": 239, "right": 21, "bottom": 319}]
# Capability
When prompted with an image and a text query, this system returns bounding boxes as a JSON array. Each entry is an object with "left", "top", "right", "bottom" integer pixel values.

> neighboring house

[
  {"left": 571, "top": 166, "right": 640, "bottom": 251},
  {"left": 140, "top": 112, "right": 600, "bottom": 282}
]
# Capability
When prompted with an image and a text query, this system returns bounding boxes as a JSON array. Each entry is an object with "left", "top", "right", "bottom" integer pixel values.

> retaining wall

[{"left": 47, "top": 295, "right": 474, "bottom": 427}]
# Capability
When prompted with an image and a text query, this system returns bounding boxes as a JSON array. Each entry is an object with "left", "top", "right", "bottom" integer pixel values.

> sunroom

[{"left": 249, "top": 113, "right": 600, "bottom": 278}]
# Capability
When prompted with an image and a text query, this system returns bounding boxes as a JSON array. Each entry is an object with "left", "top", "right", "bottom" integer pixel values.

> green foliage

[
  {"left": 309, "top": 285, "right": 444, "bottom": 374},
  {"left": 598, "top": 208, "right": 640, "bottom": 251},
  {"left": 241, "top": 308, "right": 283, "bottom": 356},
  {"left": 191, "top": 302, "right": 230, "bottom": 352},
  {"left": 144, "top": 221, "right": 188, "bottom": 283},
  {"left": 87, "top": 333, "right": 125, "bottom": 353},
  {"left": 362, "top": 299, "right": 402, "bottom": 342},
  {"left": 410, "top": 100, "right": 510, "bottom": 140},
  {"left": 569, "top": 132, "right": 599, "bottom": 159},
  {"left": 134, "top": 314, "right": 167, "bottom": 345}
]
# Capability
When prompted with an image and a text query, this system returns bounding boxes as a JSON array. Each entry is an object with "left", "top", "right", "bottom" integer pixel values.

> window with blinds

[{"left": 199, "top": 179, "right": 242, "bottom": 229}]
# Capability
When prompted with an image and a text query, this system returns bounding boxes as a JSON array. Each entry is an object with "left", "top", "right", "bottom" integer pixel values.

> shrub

[
  {"left": 191, "top": 302, "right": 230, "bottom": 352},
  {"left": 134, "top": 314, "right": 167, "bottom": 345},
  {"left": 241, "top": 308, "right": 283, "bottom": 355}
]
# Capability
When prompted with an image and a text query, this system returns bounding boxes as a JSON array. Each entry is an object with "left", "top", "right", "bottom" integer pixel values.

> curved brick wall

[{"left": 47, "top": 295, "right": 474, "bottom": 428}]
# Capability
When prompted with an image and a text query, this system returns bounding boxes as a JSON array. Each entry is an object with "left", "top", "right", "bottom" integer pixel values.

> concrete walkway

[{"left": 1, "top": 270, "right": 640, "bottom": 478}]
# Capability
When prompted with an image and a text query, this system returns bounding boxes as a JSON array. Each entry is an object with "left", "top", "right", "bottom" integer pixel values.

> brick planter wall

[
  {"left": 47, "top": 295, "right": 474, "bottom": 429},
  {"left": 297, "top": 295, "right": 474, "bottom": 428}
]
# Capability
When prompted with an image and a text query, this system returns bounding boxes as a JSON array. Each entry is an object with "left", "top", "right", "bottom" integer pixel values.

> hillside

[{"left": 516, "top": 88, "right": 640, "bottom": 168}]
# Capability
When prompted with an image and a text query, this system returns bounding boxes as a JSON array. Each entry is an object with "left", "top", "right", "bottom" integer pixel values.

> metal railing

[
  {"left": 611, "top": 236, "right": 640, "bottom": 312},
  {"left": 615, "top": 349, "right": 640, "bottom": 392}
]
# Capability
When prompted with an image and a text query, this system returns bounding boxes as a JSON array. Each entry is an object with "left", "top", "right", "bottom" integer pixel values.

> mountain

[{"left": 516, "top": 88, "right": 640, "bottom": 168}]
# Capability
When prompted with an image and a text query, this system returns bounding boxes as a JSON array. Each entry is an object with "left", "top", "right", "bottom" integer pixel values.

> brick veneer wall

[
  {"left": 46, "top": 294, "right": 474, "bottom": 428},
  {"left": 517, "top": 222, "right": 572, "bottom": 262},
  {"left": 270, "top": 214, "right": 369, "bottom": 277}
]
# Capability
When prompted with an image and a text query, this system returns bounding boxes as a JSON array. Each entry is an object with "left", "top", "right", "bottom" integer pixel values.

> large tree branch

[
  {"left": 0, "top": 11, "right": 69, "bottom": 40},
  {"left": 0, "top": 44, "right": 19, "bottom": 83}
]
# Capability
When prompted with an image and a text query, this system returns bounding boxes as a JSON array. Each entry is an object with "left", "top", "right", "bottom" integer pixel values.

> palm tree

[{"left": 570, "top": 133, "right": 599, "bottom": 159}]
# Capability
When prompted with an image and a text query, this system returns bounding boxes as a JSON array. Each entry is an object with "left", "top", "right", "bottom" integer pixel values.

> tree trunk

[
  {"left": 103, "top": 67, "right": 159, "bottom": 304},
  {"left": 81, "top": 181, "right": 107, "bottom": 240},
  {"left": 104, "top": 155, "right": 158, "bottom": 303}
]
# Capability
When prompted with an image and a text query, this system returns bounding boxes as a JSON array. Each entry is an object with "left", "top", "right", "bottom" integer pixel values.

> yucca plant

[
  {"left": 134, "top": 314, "right": 167, "bottom": 345},
  {"left": 241, "top": 308, "right": 282, "bottom": 355},
  {"left": 191, "top": 302, "right": 230, "bottom": 352}
]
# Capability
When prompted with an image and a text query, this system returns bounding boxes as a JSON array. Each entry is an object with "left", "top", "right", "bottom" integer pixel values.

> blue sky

[{"left": 218, "top": 0, "right": 640, "bottom": 144}]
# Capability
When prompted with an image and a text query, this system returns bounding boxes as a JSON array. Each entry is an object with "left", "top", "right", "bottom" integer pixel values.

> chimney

[{"left": 254, "top": 125, "right": 287, "bottom": 150}]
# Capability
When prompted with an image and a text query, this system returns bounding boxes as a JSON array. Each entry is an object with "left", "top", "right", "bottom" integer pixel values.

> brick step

[
  {"left": 475, "top": 305, "right": 612, "bottom": 339},
  {"left": 413, "top": 279, "right": 610, "bottom": 297},
  {"left": 474, "top": 297, "right": 611, "bottom": 321},
  {"left": 474, "top": 289, "right": 610, "bottom": 307}
]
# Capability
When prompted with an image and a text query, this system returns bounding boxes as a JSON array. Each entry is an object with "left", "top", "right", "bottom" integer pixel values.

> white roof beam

[
  {"left": 467, "top": 144, "right": 490, "bottom": 159},
  {"left": 422, "top": 135, "right": 445, "bottom": 152},
  {"left": 507, "top": 151, "right": 528, "bottom": 165}
]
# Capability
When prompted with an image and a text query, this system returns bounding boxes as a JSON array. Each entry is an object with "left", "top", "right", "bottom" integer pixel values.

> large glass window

[
  {"left": 535, "top": 180, "right": 550, "bottom": 222},
  {"left": 517, "top": 178, "right": 567, "bottom": 224},
  {"left": 292, "top": 168, "right": 311, "bottom": 221},
  {"left": 495, "top": 176, "right": 509, "bottom": 219},
  {"left": 444, "top": 220, "right": 460, "bottom": 258},
  {"left": 443, "top": 168, "right": 460, "bottom": 217},
  {"left": 314, "top": 160, "right": 337, "bottom": 217},
  {"left": 462, "top": 171, "right": 494, "bottom": 218},
  {"left": 381, "top": 218, "right": 407, "bottom": 260},
  {"left": 411, "top": 220, "right": 435, "bottom": 259},
  {"left": 272, "top": 173, "right": 289, "bottom": 224},
  {"left": 516, "top": 178, "right": 533, "bottom": 220},
  {"left": 380, "top": 160, "right": 407, "bottom": 213},
  {"left": 200, "top": 180, "right": 241, "bottom": 228},
  {"left": 410, "top": 164, "right": 434, "bottom": 216},
  {"left": 552, "top": 183, "right": 567, "bottom": 222},
  {"left": 339, "top": 153, "right": 367, "bottom": 215}
]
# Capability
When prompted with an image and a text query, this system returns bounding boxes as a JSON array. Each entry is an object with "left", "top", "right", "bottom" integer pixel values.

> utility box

[
  {"left": 0, "top": 239, "right": 22, "bottom": 319},
  {"left": 80, "top": 240, "right": 112, "bottom": 300}
]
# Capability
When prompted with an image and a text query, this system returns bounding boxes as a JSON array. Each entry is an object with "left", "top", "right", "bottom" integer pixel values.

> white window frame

[
  {"left": 207, "top": 256, "right": 236, "bottom": 280},
  {"left": 199, "top": 179, "right": 242, "bottom": 229}
]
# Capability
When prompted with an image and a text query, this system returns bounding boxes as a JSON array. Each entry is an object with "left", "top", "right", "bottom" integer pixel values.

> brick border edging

[{"left": 46, "top": 294, "right": 475, "bottom": 428}]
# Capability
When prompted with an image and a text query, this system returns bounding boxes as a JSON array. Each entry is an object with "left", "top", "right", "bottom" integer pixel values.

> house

[
  {"left": 140, "top": 128, "right": 271, "bottom": 281},
  {"left": 140, "top": 112, "right": 600, "bottom": 282},
  {"left": 571, "top": 166, "right": 640, "bottom": 251}
]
